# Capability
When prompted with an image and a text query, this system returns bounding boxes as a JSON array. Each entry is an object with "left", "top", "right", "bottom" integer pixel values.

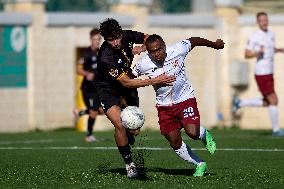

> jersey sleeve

[
  {"left": 246, "top": 34, "right": 257, "bottom": 51},
  {"left": 174, "top": 40, "right": 192, "bottom": 55},
  {"left": 132, "top": 60, "right": 142, "bottom": 77},
  {"left": 100, "top": 51, "right": 126, "bottom": 80},
  {"left": 125, "top": 30, "right": 145, "bottom": 44}
]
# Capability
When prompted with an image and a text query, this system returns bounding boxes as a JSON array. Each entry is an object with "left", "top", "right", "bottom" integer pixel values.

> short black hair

[
  {"left": 99, "top": 18, "right": 122, "bottom": 39},
  {"left": 145, "top": 34, "right": 164, "bottom": 46},
  {"left": 90, "top": 28, "right": 100, "bottom": 37},
  {"left": 256, "top": 12, "right": 267, "bottom": 19}
]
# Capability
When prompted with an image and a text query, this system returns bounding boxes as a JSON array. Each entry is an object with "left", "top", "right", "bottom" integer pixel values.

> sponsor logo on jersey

[
  {"left": 109, "top": 68, "right": 119, "bottom": 78},
  {"left": 183, "top": 107, "right": 195, "bottom": 118}
]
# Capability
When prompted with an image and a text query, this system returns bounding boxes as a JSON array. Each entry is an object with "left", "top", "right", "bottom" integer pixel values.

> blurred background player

[
  {"left": 74, "top": 28, "right": 104, "bottom": 142},
  {"left": 132, "top": 34, "right": 224, "bottom": 176},
  {"left": 96, "top": 18, "right": 175, "bottom": 178},
  {"left": 233, "top": 12, "right": 284, "bottom": 136}
]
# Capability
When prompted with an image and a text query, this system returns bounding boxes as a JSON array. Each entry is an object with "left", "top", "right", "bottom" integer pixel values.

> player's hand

[
  {"left": 256, "top": 45, "right": 265, "bottom": 59},
  {"left": 132, "top": 45, "right": 146, "bottom": 55},
  {"left": 86, "top": 72, "right": 94, "bottom": 81},
  {"left": 276, "top": 48, "right": 284, "bottom": 53},
  {"left": 214, "top": 39, "right": 225, "bottom": 50},
  {"left": 153, "top": 74, "right": 176, "bottom": 85}
]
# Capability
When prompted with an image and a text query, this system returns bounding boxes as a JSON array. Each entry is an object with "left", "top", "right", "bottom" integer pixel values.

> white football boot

[{"left": 126, "top": 162, "right": 139, "bottom": 179}]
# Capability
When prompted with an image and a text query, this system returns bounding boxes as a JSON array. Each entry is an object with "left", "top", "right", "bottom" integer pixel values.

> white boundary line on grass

[{"left": 0, "top": 146, "right": 284, "bottom": 152}]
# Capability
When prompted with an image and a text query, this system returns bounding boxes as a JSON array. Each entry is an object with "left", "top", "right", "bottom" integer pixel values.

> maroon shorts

[
  {"left": 156, "top": 98, "right": 200, "bottom": 135},
  {"left": 255, "top": 74, "right": 275, "bottom": 97}
]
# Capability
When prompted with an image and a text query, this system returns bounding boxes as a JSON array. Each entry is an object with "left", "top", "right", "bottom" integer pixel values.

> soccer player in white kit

[
  {"left": 232, "top": 12, "right": 284, "bottom": 136},
  {"left": 132, "top": 34, "right": 224, "bottom": 176}
]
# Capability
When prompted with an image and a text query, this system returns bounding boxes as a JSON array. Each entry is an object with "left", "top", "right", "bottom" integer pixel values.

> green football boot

[
  {"left": 193, "top": 162, "right": 207, "bottom": 177},
  {"left": 203, "top": 129, "right": 216, "bottom": 155}
]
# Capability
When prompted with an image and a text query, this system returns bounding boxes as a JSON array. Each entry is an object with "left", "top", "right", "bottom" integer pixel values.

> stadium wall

[{"left": 1, "top": 0, "right": 284, "bottom": 132}]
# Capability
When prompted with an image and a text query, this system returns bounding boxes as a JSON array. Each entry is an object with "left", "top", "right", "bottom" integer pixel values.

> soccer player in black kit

[
  {"left": 74, "top": 28, "right": 103, "bottom": 142},
  {"left": 95, "top": 18, "right": 175, "bottom": 178}
]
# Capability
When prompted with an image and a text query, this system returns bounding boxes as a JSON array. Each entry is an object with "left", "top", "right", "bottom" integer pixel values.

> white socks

[
  {"left": 268, "top": 105, "right": 280, "bottom": 132},
  {"left": 199, "top": 126, "right": 206, "bottom": 140},
  {"left": 239, "top": 99, "right": 280, "bottom": 132},
  {"left": 239, "top": 98, "right": 263, "bottom": 107},
  {"left": 174, "top": 141, "right": 202, "bottom": 165}
]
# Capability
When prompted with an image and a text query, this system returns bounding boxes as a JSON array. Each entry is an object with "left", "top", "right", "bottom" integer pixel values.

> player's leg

[
  {"left": 184, "top": 124, "right": 216, "bottom": 155},
  {"left": 73, "top": 109, "right": 89, "bottom": 119},
  {"left": 232, "top": 75, "right": 269, "bottom": 113},
  {"left": 86, "top": 92, "right": 105, "bottom": 142},
  {"left": 180, "top": 98, "right": 216, "bottom": 155},
  {"left": 79, "top": 89, "right": 96, "bottom": 142},
  {"left": 266, "top": 92, "right": 283, "bottom": 136},
  {"left": 164, "top": 129, "right": 207, "bottom": 177},
  {"left": 82, "top": 90, "right": 98, "bottom": 142},
  {"left": 157, "top": 103, "right": 206, "bottom": 177},
  {"left": 258, "top": 74, "right": 283, "bottom": 136},
  {"left": 105, "top": 105, "right": 139, "bottom": 178},
  {"left": 121, "top": 89, "right": 140, "bottom": 144},
  {"left": 100, "top": 90, "right": 139, "bottom": 178}
]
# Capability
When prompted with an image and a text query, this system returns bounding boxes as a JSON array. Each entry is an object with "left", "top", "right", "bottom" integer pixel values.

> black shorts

[
  {"left": 81, "top": 87, "right": 100, "bottom": 111},
  {"left": 97, "top": 87, "right": 139, "bottom": 113}
]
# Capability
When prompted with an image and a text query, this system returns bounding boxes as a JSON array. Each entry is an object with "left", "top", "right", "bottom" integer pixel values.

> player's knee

[
  {"left": 185, "top": 130, "right": 199, "bottom": 140},
  {"left": 191, "top": 134, "right": 199, "bottom": 140},
  {"left": 187, "top": 132, "right": 199, "bottom": 140},
  {"left": 89, "top": 111, "right": 98, "bottom": 119},
  {"left": 170, "top": 141, "right": 181, "bottom": 150}
]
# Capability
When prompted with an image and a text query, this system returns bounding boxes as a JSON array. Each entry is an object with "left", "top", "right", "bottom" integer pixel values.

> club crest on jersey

[
  {"left": 173, "top": 59, "right": 178, "bottom": 67},
  {"left": 151, "top": 67, "right": 158, "bottom": 72},
  {"left": 109, "top": 68, "right": 119, "bottom": 78}
]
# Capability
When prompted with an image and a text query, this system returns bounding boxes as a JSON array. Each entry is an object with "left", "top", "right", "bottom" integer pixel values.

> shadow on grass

[{"left": 102, "top": 167, "right": 214, "bottom": 180}]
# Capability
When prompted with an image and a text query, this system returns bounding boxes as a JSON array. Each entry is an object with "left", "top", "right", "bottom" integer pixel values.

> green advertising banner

[{"left": 0, "top": 26, "right": 27, "bottom": 87}]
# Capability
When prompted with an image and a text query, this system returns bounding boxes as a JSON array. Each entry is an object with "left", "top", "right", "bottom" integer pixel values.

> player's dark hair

[
  {"left": 256, "top": 12, "right": 267, "bottom": 19},
  {"left": 99, "top": 18, "right": 122, "bottom": 39},
  {"left": 145, "top": 34, "right": 165, "bottom": 46},
  {"left": 90, "top": 28, "right": 100, "bottom": 37}
]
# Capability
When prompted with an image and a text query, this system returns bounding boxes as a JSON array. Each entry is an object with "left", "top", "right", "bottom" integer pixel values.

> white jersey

[
  {"left": 132, "top": 40, "right": 195, "bottom": 106},
  {"left": 246, "top": 29, "right": 275, "bottom": 75}
]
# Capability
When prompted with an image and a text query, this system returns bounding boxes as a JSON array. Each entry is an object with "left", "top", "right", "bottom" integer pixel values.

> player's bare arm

[
  {"left": 245, "top": 48, "right": 263, "bottom": 59},
  {"left": 188, "top": 37, "right": 225, "bottom": 50},
  {"left": 76, "top": 62, "right": 95, "bottom": 81},
  {"left": 132, "top": 34, "right": 149, "bottom": 55},
  {"left": 118, "top": 74, "right": 176, "bottom": 88},
  {"left": 275, "top": 47, "right": 284, "bottom": 53}
]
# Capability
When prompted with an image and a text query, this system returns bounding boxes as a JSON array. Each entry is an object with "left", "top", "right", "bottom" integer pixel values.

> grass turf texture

[{"left": 0, "top": 128, "right": 284, "bottom": 188}]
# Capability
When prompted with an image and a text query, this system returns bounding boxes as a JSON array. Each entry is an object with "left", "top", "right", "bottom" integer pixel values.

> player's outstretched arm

[
  {"left": 76, "top": 59, "right": 94, "bottom": 81},
  {"left": 245, "top": 49, "right": 262, "bottom": 59},
  {"left": 275, "top": 47, "right": 284, "bottom": 53},
  {"left": 118, "top": 74, "right": 176, "bottom": 88},
  {"left": 188, "top": 37, "right": 225, "bottom": 50}
]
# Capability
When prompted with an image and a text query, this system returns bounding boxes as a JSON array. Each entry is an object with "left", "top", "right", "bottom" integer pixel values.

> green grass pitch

[{"left": 0, "top": 128, "right": 284, "bottom": 188}]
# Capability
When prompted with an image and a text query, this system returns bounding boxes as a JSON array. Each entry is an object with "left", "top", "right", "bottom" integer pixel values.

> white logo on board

[{"left": 10, "top": 27, "right": 26, "bottom": 52}]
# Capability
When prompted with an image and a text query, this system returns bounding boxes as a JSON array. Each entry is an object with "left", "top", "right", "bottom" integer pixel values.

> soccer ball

[{"left": 121, "top": 106, "right": 145, "bottom": 130}]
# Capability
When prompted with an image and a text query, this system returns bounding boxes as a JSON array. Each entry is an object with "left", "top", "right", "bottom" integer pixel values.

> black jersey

[
  {"left": 95, "top": 30, "right": 145, "bottom": 92},
  {"left": 80, "top": 46, "right": 98, "bottom": 90}
]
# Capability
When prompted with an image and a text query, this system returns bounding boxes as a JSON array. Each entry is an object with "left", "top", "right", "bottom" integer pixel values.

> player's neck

[
  {"left": 260, "top": 28, "right": 268, "bottom": 32},
  {"left": 91, "top": 46, "right": 99, "bottom": 53}
]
